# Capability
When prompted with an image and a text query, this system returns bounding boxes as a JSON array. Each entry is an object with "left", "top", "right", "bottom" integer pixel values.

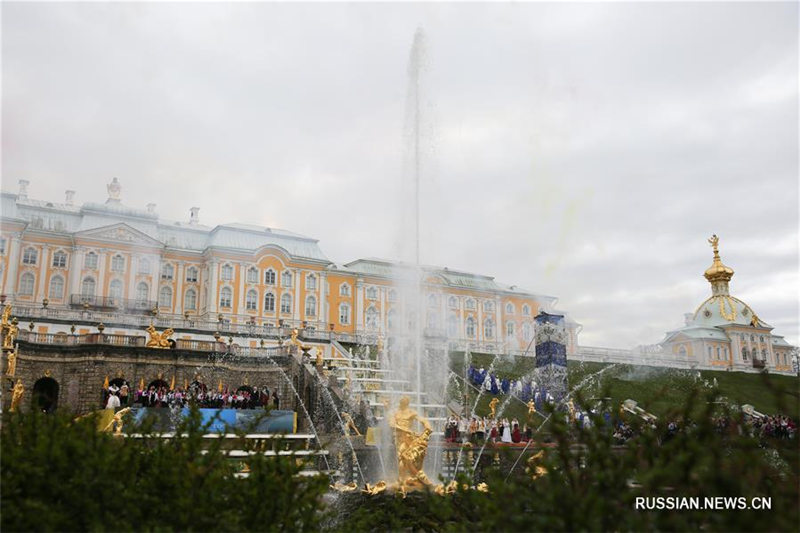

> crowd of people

[
  {"left": 103, "top": 382, "right": 280, "bottom": 410},
  {"left": 467, "top": 365, "right": 555, "bottom": 407},
  {"left": 444, "top": 415, "right": 534, "bottom": 444},
  {"left": 747, "top": 413, "right": 796, "bottom": 440}
]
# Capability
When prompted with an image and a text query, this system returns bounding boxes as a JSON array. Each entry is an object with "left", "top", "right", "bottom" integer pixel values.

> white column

[
  {"left": 495, "top": 296, "right": 502, "bottom": 350},
  {"left": 355, "top": 279, "right": 364, "bottom": 331},
  {"left": 97, "top": 250, "right": 108, "bottom": 300},
  {"left": 35, "top": 245, "right": 50, "bottom": 302},
  {"left": 208, "top": 261, "right": 219, "bottom": 314},
  {"left": 4, "top": 236, "right": 21, "bottom": 298},
  {"left": 238, "top": 263, "right": 246, "bottom": 317},
  {"left": 175, "top": 263, "right": 184, "bottom": 314},
  {"left": 68, "top": 248, "right": 83, "bottom": 303},
  {"left": 319, "top": 272, "right": 328, "bottom": 327},
  {"left": 477, "top": 301, "right": 483, "bottom": 343},
  {"left": 293, "top": 268, "right": 301, "bottom": 321},
  {"left": 379, "top": 286, "right": 386, "bottom": 331}
]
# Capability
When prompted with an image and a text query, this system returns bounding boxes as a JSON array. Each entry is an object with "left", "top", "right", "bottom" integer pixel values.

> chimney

[
  {"left": 65, "top": 190, "right": 75, "bottom": 206},
  {"left": 18, "top": 180, "right": 29, "bottom": 199},
  {"left": 146, "top": 203, "right": 156, "bottom": 214},
  {"left": 189, "top": 207, "right": 199, "bottom": 225}
]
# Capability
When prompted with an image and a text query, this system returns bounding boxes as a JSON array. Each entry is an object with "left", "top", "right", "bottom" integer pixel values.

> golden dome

[{"left": 703, "top": 234, "right": 734, "bottom": 283}]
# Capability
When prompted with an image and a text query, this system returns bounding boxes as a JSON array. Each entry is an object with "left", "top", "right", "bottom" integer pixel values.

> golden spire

[{"left": 704, "top": 234, "right": 734, "bottom": 295}]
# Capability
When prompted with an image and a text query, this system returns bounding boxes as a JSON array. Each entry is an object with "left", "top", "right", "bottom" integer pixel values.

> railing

[
  {"left": 18, "top": 330, "right": 147, "bottom": 347},
  {"left": 69, "top": 294, "right": 156, "bottom": 313}
]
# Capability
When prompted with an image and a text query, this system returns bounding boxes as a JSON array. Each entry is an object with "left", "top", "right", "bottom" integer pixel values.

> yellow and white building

[{"left": 0, "top": 179, "right": 578, "bottom": 354}]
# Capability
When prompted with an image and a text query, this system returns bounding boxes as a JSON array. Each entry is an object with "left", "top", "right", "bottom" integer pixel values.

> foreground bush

[{"left": 1, "top": 407, "right": 327, "bottom": 532}]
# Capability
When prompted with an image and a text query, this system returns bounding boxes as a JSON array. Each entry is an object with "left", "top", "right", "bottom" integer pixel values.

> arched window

[
  {"left": 339, "top": 303, "right": 351, "bottom": 325},
  {"left": 281, "top": 270, "right": 292, "bottom": 288},
  {"left": 448, "top": 296, "right": 458, "bottom": 308},
  {"left": 138, "top": 258, "right": 151, "bottom": 274},
  {"left": 484, "top": 319, "right": 495, "bottom": 339},
  {"left": 185, "top": 266, "right": 198, "bottom": 283},
  {"left": 465, "top": 317, "right": 476, "bottom": 338},
  {"left": 136, "top": 282, "right": 149, "bottom": 303},
  {"left": 111, "top": 255, "right": 125, "bottom": 272},
  {"left": 19, "top": 272, "right": 35, "bottom": 296},
  {"left": 264, "top": 292, "right": 275, "bottom": 312},
  {"left": 762, "top": 349, "right": 767, "bottom": 360},
  {"left": 484, "top": 301, "right": 494, "bottom": 314},
  {"left": 246, "top": 267, "right": 258, "bottom": 284},
  {"left": 339, "top": 283, "right": 351, "bottom": 297},
  {"left": 522, "top": 322, "right": 533, "bottom": 342},
  {"left": 387, "top": 309, "right": 397, "bottom": 330},
  {"left": 707, "top": 346, "right": 712, "bottom": 358},
  {"left": 109, "top": 279, "right": 123, "bottom": 300},
  {"left": 81, "top": 277, "right": 96, "bottom": 297},
  {"left": 221, "top": 264, "right": 233, "bottom": 281},
  {"left": 280, "top": 293, "right": 292, "bottom": 314},
  {"left": 679, "top": 345, "right": 688, "bottom": 357},
  {"left": 367, "top": 286, "right": 378, "bottom": 300},
  {"left": 305, "top": 295, "right": 316, "bottom": 317},
  {"left": 245, "top": 289, "right": 258, "bottom": 311},
  {"left": 426, "top": 311, "right": 438, "bottom": 329},
  {"left": 84, "top": 251, "right": 98, "bottom": 269},
  {"left": 219, "top": 287, "right": 232, "bottom": 308},
  {"left": 522, "top": 304, "right": 531, "bottom": 316},
  {"left": 505, "top": 302, "right": 515, "bottom": 314},
  {"left": 159, "top": 286, "right": 172, "bottom": 308},
  {"left": 447, "top": 314, "right": 458, "bottom": 337},
  {"left": 742, "top": 348, "right": 749, "bottom": 361},
  {"left": 184, "top": 289, "right": 197, "bottom": 310},
  {"left": 716, "top": 347, "right": 721, "bottom": 360},
  {"left": 161, "top": 263, "right": 174, "bottom": 280},
  {"left": 306, "top": 274, "right": 317, "bottom": 291},
  {"left": 388, "top": 289, "right": 397, "bottom": 302},
  {"left": 506, "top": 321, "right": 515, "bottom": 338},
  {"left": 52, "top": 250, "right": 67, "bottom": 268},
  {"left": 465, "top": 298, "right": 476, "bottom": 310},
  {"left": 264, "top": 269, "right": 276, "bottom": 285},
  {"left": 427, "top": 294, "right": 437, "bottom": 308},
  {"left": 22, "top": 247, "right": 38, "bottom": 265},
  {"left": 49, "top": 276, "right": 64, "bottom": 299},
  {"left": 366, "top": 306, "right": 379, "bottom": 329}
]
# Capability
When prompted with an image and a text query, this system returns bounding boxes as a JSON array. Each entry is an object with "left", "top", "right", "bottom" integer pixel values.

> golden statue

[
  {"left": 6, "top": 345, "right": 18, "bottom": 377},
  {"left": 315, "top": 346, "right": 324, "bottom": 367},
  {"left": 567, "top": 400, "right": 576, "bottom": 422},
  {"left": 750, "top": 313, "right": 761, "bottom": 328},
  {"left": 362, "top": 481, "right": 388, "bottom": 495},
  {"left": 390, "top": 396, "right": 433, "bottom": 491},
  {"left": 145, "top": 325, "right": 174, "bottom": 348},
  {"left": 9, "top": 379, "right": 24, "bottom": 412},
  {"left": 1, "top": 304, "right": 11, "bottom": 328},
  {"left": 330, "top": 481, "right": 358, "bottom": 492},
  {"left": 341, "top": 411, "right": 361, "bottom": 436},
  {"left": 527, "top": 399, "right": 536, "bottom": 417},
  {"left": 488, "top": 397, "right": 499, "bottom": 419},
  {"left": 2, "top": 319, "right": 18, "bottom": 350},
  {"left": 708, "top": 234, "right": 719, "bottom": 253},
  {"left": 102, "top": 407, "right": 131, "bottom": 435},
  {"left": 377, "top": 334, "right": 384, "bottom": 354},
  {"left": 525, "top": 450, "right": 548, "bottom": 480}
]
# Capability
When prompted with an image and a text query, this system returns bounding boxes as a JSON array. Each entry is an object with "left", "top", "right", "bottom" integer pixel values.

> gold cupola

[{"left": 703, "top": 234, "right": 734, "bottom": 296}]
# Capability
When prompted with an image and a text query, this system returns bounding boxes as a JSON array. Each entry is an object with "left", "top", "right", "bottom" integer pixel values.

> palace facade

[
  {"left": 660, "top": 235, "right": 795, "bottom": 374},
  {"left": 0, "top": 179, "right": 578, "bottom": 355}
]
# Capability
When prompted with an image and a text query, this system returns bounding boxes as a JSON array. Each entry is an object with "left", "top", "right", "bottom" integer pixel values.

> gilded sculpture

[
  {"left": 390, "top": 395, "right": 433, "bottom": 492},
  {"left": 2, "top": 317, "right": 19, "bottom": 350},
  {"left": 488, "top": 397, "right": 499, "bottom": 419},
  {"left": 145, "top": 325, "right": 174, "bottom": 348},
  {"left": 10, "top": 379, "right": 24, "bottom": 412},
  {"left": 315, "top": 346, "right": 324, "bottom": 367},
  {"left": 527, "top": 399, "right": 536, "bottom": 418},
  {"left": 341, "top": 411, "right": 361, "bottom": 436},
  {"left": 6, "top": 346, "right": 18, "bottom": 377}
]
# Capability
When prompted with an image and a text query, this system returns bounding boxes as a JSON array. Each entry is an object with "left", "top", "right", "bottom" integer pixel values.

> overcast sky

[{"left": 3, "top": 2, "right": 798, "bottom": 348}]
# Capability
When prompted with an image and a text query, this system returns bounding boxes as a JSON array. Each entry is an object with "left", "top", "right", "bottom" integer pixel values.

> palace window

[
  {"left": 84, "top": 252, "right": 98, "bottom": 269},
  {"left": 306, "top": 274, "right": 317, "bottom": 291},
  {"left": 448, "top": 296, "right": 458, "bottom": 309},
  {"left": 219, "top": 287, "right": 232, "bottom": 308},
  {"left": 522, "top": 322, "right": 533, "bottom": 342},
  {"left": 339, "top": 303, "right": 351, "bottom": 325},
  {"left": 465, "top": 317, "right": 476, "bottom": 338},
  {"left": 245, "top": 289, "right": 258, "bottom": 311},
  {"left": 366, "top": 306, "right": 379, "bottom": 329},
  {"left": 340, "top": 283, "right": 351, "bottom": 297},
  {"left": 111, "top": 255, "right": 125, "bottom": 273},
  {"left": 161, "top": 263, "right": 174, "bottom": 281},
  {"left": 186, "top": 266, "right": 198, "bottom": 283},
  {"left": 159, "top": 286, "right": 173, "bottom": 308},
  {"left": 506, "top": 321, "right": 515, "bottom": 338},
  {"left": 81, "top": 277, "right": 96, "bottom": 297},
  {"left": 221, "top": 264, "right": 233, "bottom": 281},
  {"left": 427, "top": 294, "right": 437, "bottom": 308},
  {"left": 465, "top": 298, "right": 476, "bottom": 310},
  {"left": 264, "top": 292, "right": 275, "bottom": 312},
  {"left": 522, "top": 304, "right": 531, "bottom": 316},
  {"left": 305, "top": 295, "right": 316, "bottom": 317},
  {"left": 484, "top": 301, "right": 494, "bottom": 314},
  {"left": 280, "top": 293, "right": 292, "bottom": 314},
  {"left": 22, "top": 247, "right": 37, "bottom": 265},
  {"left": 138, "top": 258, "right": 151, "bottom": 274},
  {"left": 505, "top": 303, "right": 515, "bottom": 315},
  {"left": 426, "top": 312, "right": 439, "bottom": 329},
  {"left": 367, "top": 286, "right": 378, "bottom": 300},
  {"left": 109, "top": 279, "right": 123, "bottom": 301},
  {"left": 388, "top": 289, "right": 397, "bottom": 302},
  {"left": 264, "top": 269, "right": 276, "bottom": 285},
  {"left": 448, "top": 314, "right": 458, "bottom": 337},
  {"left": 184, "top": 289, "right": 197, "bottom": 310},
  {"left": 49, "top": 276, "right": 65, "bottom": 300},
  {"left": 281, "top": 270, "right": 292, "bottom": 288},
  {"left": 484, "top": 318, "right": 495, "bottom": 339},
  {"left": 52, "top": 250, "right": 67, "bottom": 268},
  {"left": 716, "top": 347, "right": 721, "bottom": 360},
  {"left": 387, "top": 309, "right": 397, "bottom": 330},
  {"left": 136, "top": 282, "right": 149, "bottom": 304},
  {"left": 742, "top": 348, "right": 749, "bottom": 361},
  {"left": 246, "top": 267, "right": 258, "bottom": 284},
  {"left": 0, "top": 238, "right": 5, "bottom": 254},
  {"left": 19, "top": 272, "right": 35, "bottom": 296}
]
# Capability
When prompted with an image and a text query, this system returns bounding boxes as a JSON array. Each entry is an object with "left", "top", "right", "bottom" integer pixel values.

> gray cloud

[{"left": 3, "top": 2, "right": 797, "bottom": 348}]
